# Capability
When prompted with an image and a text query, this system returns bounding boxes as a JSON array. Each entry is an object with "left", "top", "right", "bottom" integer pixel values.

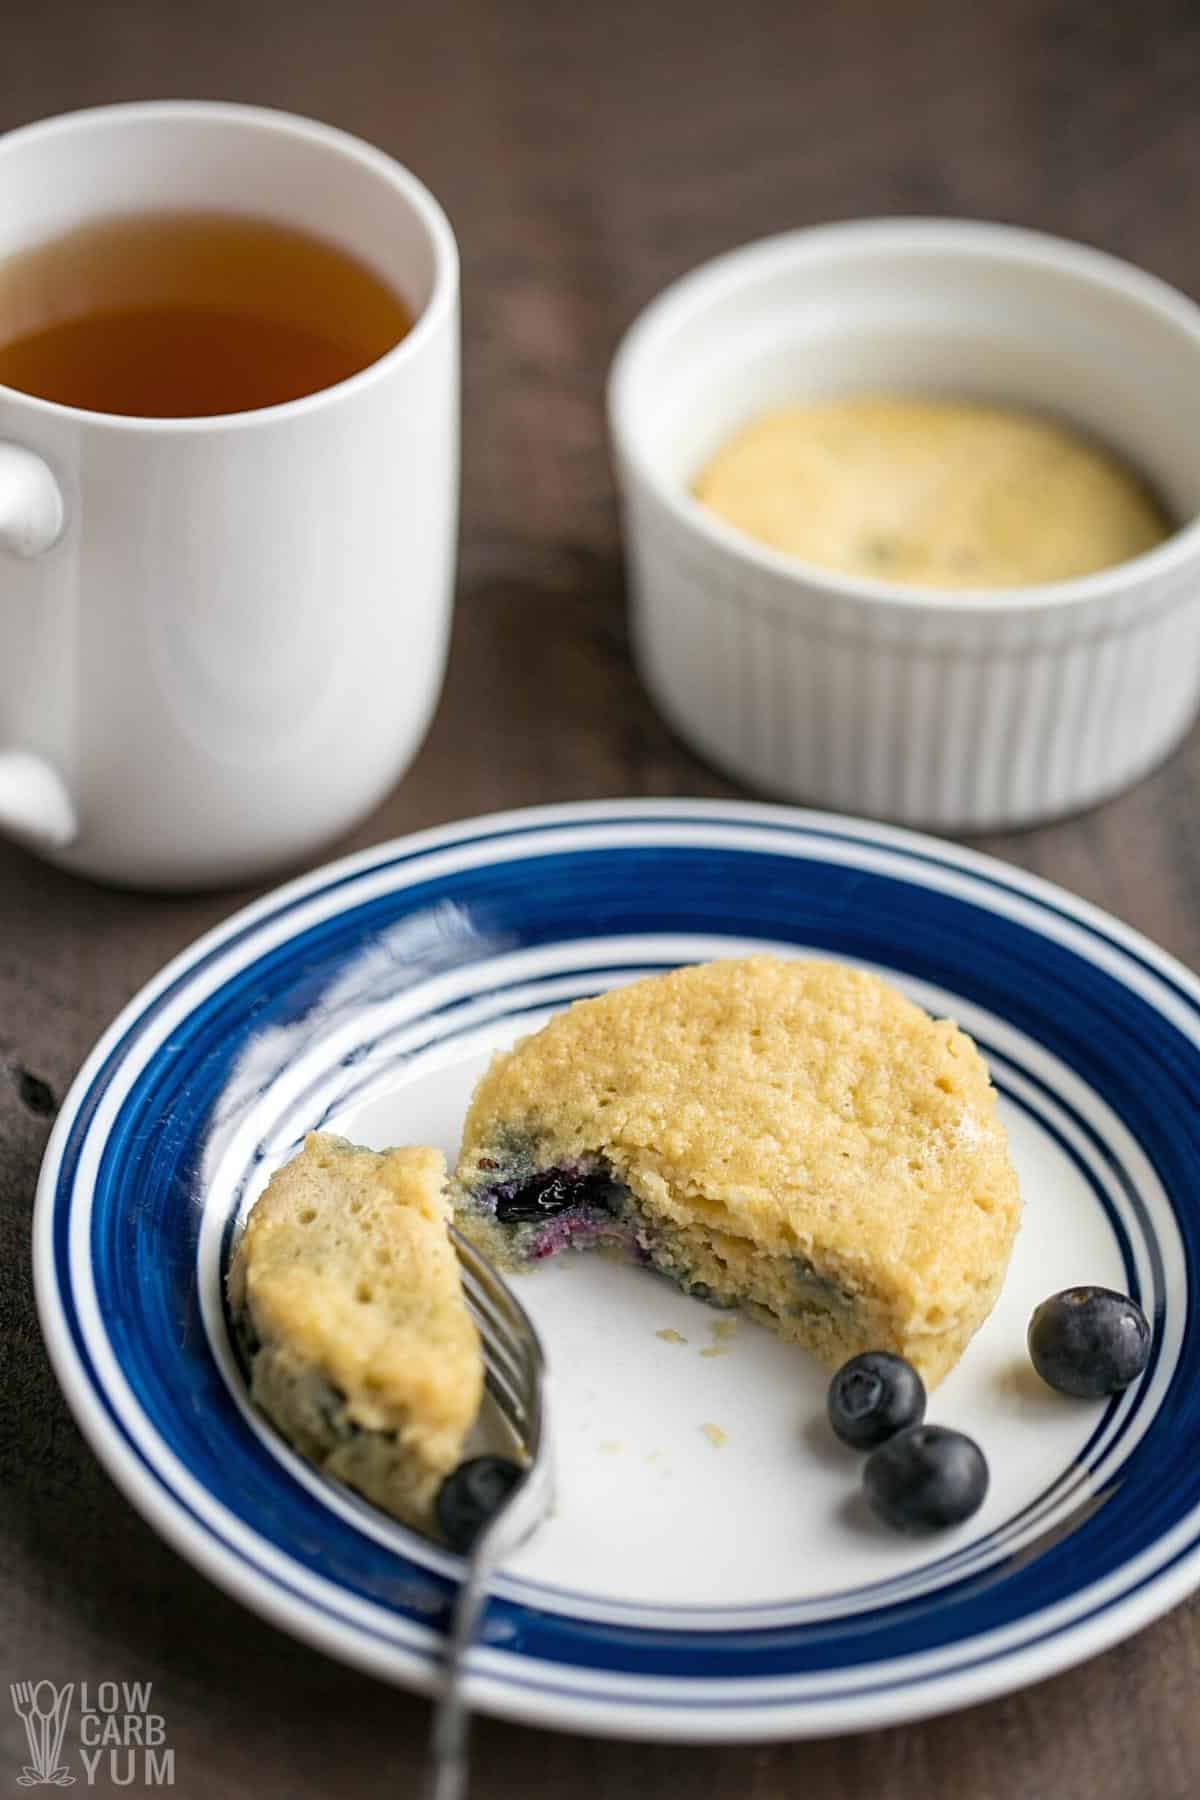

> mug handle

[{"left": 0, "top": 443, "right": 77, "bottom": 851}]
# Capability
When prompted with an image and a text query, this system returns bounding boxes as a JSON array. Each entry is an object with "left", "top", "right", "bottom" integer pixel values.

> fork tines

[{"left": 450, "top": 1228, "right": 545, "bottom": 1458}]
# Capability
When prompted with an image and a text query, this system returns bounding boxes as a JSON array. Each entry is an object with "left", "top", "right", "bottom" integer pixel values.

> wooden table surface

[{"left": 5, "top": 1, "right": 1200, "bottom": 1795}]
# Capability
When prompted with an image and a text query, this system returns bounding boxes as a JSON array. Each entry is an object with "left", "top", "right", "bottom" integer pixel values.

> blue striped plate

[{"left": 33, "top": 801, "right": 1200, "bottom": 1740}]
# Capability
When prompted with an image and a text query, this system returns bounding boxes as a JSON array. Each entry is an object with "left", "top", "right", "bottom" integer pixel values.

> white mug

[{"left": 0, "top": 101, "right": 458, "bottom": 889}]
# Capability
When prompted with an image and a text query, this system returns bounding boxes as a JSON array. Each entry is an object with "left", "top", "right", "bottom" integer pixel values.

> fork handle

[
  {"left": 424, "top": 1540, "right": 500, "bottom": 1800},
  {"left": 428, "top": 1743, "right": 469, "bottom": 1800}
]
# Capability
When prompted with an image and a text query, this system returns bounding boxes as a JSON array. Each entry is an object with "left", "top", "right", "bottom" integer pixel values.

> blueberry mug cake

[
  {"left": 228, "top": 1135, "right": 483, "bottom": 1529},
  {"left": 454, "top": 957, "right": 1021, "bottom": 1386},
  {"left": 692, "top": 395, "right": 1172, "bottom": 589}
]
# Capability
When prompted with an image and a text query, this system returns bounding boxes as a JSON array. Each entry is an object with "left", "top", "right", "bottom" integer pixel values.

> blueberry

[
  {"left": 863, "top": 1425, "right": 988, "bottom": 1533},
  {"left": 1028, "top": 1286, "right": 1151, "bottom": 1398},
  {"left": 435, "top": 1456, "right": 524, "bottom": 1552},
  {"left": 492, "top": 1167, "right": 620, "bottom": 1225},
  {"left": 827, "top": 1351, "right": 926, "bottom": 1450}
]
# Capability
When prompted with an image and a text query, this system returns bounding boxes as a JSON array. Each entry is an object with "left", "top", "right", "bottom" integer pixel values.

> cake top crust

[{"left": 457, "top": 957, "right": 1021, "bottom": 1306}]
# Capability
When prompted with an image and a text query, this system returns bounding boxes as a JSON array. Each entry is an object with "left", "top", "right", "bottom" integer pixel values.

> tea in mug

[{"left": 0, "top": 210, "right": 413, "bottom": 416}]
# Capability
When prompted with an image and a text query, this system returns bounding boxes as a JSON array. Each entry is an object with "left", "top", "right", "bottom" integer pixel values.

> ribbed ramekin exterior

[{"left": 621, "top": 470, "right": 1200, "bottom": 830}]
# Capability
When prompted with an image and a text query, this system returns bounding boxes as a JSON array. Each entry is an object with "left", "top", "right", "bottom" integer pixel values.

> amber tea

[{"left": 0, "top": 210, "right": 413, "bottom": 416}]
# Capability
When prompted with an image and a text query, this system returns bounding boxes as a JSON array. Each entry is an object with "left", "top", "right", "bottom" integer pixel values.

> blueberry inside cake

[
  {"left": 454, "top": 957, "right": 1021, "bottom": 1387},
  {"left": 228, "top": 1134, "right": 483, "bottom": 1529}
]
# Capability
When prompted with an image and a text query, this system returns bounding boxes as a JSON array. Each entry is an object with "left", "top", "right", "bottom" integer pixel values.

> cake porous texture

[
  {"left": 455, "top": 957, "right": 1021, "bottom": 1386},
  {"left": 228, "top": 1134, "right": 483, "bottom": 1528}
]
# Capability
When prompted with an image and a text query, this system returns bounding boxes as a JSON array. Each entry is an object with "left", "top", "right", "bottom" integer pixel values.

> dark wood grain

[{"left": 5, "top": 1, "right": 1200, "bottom": 1795}]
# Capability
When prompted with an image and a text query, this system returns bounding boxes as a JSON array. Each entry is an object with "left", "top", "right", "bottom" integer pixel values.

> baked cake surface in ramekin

[
  {"left": 454, "top": 957, "right": 1021, "bottom": 1386},
  {"left": 228, "top": 1133, "right": 482, "bottom": 1528}
]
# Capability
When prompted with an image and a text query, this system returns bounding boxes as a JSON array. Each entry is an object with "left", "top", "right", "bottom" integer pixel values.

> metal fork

[{"left": 425, "top": 1228, "right": 553, "bottom": 1800}]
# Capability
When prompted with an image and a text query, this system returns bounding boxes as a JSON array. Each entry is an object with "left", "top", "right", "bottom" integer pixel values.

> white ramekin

[{"left": 608, "top": 219, "right": 1200, "bottom": 830}]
